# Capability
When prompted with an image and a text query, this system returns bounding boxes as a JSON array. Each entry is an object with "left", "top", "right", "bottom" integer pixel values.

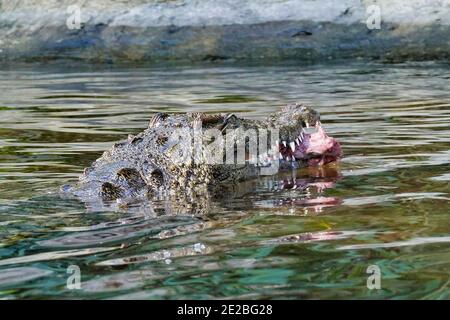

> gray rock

[{"left": 0, "top": 0, "right": 449, "bottom": 63}]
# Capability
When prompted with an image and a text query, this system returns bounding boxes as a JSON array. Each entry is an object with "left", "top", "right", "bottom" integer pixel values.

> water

[{"left": 0, "top": 61, "right": 449, "bottom": 299}]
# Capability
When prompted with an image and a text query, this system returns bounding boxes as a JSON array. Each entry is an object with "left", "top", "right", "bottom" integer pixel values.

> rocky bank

[{"left": 0, "top": 0, "right": 449, "bottom": 63}]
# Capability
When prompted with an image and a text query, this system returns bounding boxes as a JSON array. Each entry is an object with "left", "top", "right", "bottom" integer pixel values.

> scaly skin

[{"left": 63, "top": 103, "right": 342, "bottom": 205}]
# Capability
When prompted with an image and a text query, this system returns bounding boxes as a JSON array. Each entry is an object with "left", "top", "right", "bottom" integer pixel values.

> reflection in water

[
  {"left": 253, "top": 165, "right": 342, "bottom": 215},
  {"left": 0, "top": 61, "right": 449, "bottom": 299}
]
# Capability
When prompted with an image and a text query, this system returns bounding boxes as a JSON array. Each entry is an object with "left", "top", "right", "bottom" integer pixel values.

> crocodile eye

[
  {"left": 156, "top": 136, "right": 168, "bottom": 145},
  {"left": 148, "top": 112, "right": 168, "bottom": 128},
  {"left": 131, "top": 136, "right": 143, "bottom": 144}
]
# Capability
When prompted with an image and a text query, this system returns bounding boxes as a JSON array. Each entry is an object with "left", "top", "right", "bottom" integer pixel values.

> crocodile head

[
  {"left": 66, "top": 103, "right": 342, "bottom": 204},
  {"left": 268, "top": 103, "right": 343, "bottom": 167}
]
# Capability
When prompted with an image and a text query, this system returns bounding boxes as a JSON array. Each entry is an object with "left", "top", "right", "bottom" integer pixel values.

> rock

[{"left": 0, "top": 0, "right": 449, "bottom": 63}]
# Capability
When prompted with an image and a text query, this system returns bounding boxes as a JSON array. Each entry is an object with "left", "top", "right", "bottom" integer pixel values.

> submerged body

[{"left": 64, "top": 103, "right": 342, "bottom": 204}]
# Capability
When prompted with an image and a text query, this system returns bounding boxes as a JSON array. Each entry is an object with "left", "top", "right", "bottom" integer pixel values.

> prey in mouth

[{"left": 266, "top": 103, "right": 343, "bottom": 168}]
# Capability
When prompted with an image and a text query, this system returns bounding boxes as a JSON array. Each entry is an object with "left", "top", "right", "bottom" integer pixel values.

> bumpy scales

[{"left": 63, "top": 103, "right": 342, "bottom": 204}]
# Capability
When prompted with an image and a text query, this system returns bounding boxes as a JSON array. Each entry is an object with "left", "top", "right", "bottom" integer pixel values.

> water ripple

[
  {"left": 338, "top": 236, "right": 450, "bottom": 250},
  {"left": 0, "top": 61, "right": 449, "bottom": 299},
  {"left": 0, "top": 247, "right": 119, "bottom": 267}
]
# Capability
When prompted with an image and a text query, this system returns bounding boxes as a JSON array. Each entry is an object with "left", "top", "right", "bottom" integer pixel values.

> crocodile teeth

[
  {"left": 286, "top": 156, "right": 291, "bottom": 161},
  {"left": 295, "top": 138, "right": 299, "bottom": 145},
  {"left": 299, "top": 132, "right": 304, "bottom": 140},
  {"left": 289, "top": 142, "right": 296, "bottom": 152},
  {"left": 282, "top": 141, "right": 287, "bottom": 148},
  {"left": 306, "top": 123, "right": 310, "bottom": 128},
  {"left": 279, "top": 153, "right": 283, "bottom": 159}
]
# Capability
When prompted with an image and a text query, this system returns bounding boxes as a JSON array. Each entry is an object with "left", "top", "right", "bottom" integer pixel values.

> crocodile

[{"left": 62, "top": 103, "right": 342, "bottom": 208}]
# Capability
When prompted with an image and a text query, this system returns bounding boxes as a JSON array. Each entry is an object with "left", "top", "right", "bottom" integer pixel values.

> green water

[{"left": 0, "top": 61, "right": 449, "bottom": 299}]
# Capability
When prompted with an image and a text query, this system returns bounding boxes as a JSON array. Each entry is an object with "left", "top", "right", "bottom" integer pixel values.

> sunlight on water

[{"left": 0, "top": 61, "right": 449, "bottom": 299}]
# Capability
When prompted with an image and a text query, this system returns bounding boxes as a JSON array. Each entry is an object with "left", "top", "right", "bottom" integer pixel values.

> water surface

[{"left": 0, "top": 61, "right": 449, "bottom": 299}]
